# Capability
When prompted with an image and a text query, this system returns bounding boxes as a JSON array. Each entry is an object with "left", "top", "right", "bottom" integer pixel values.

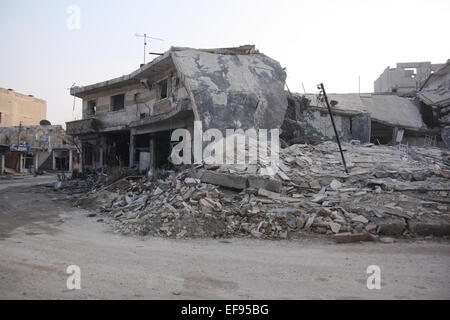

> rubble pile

[{"left": 64, "top": 141, "right": 450, "bottom": 240}]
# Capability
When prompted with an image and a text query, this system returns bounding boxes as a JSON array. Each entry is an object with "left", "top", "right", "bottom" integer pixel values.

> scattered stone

[
  {"left": 311, "top": 194, "right": 326, "bottom": 203},
  {"left": 309, "top": 180, "right": 322, "bottom": 190},
  {"left": 328, "top": 222, "right": 342, "bottom": 234},
  {"left": 59, "top": 140, "right": 450, "bottom": 241},
  {"left": 248, "top": 175, "right": 282, "bottom": 193},
  {"left": 379, "top": 237, "right": 395, "bottom": 244},
  {"left": 200, "top": 171, "right": 247, "bottom": 189},
  {"left": 258, "top": 188, "right": 281, "bottom": 199},
  {"left": 352, "top": 215, "right": 369, "bottom": 224},
  {"left": 330, "top": 179, "right": 343, "bottom": 190}
]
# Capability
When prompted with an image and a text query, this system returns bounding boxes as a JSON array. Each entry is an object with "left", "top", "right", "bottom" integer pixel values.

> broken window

[
  {"left": 404, "top": 68, "right": 417, "bottom": 79},
  {"left": 111, "top": 94, "right": 125, "bottom": 111},
  {"left": 87, "top": 100, "right": 97, "bottom": 115},
  {"left": 159, "top": 79, "right": 168, "bottom": 100}
]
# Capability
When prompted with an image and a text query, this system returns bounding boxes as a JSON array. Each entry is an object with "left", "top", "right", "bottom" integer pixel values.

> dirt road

[{"left": 1, "top": 176, "right": 449, "bottom": 299}]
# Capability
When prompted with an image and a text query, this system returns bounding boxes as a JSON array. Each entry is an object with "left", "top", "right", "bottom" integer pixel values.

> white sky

[{"left": 0, "top": 0, "right": 449, "bottom": 126}]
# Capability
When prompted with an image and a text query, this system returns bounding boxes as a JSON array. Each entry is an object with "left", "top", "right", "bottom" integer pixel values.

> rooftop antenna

[
  {"left": 135, "top": 33, "right": 164, "bottom": 65},
  {"left": 68, "top": 83, "right": 77, "bottom": 120},
  {"left": 358, "top": 75, "right": 361, "bottom": 96}
]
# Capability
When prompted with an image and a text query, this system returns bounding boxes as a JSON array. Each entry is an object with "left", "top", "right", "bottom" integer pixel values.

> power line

[{"left": 135, "top": 33, "right": 164, "bottom": 64}]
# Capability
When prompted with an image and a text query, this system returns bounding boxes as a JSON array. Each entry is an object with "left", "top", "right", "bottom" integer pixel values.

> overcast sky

[{"left": 0, "top": 0, "right": 449, "bottom": 126}]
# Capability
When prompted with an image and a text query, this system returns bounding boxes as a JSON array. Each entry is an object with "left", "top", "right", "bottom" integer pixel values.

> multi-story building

[
  {"left": 66, "top": 45, "right": 288, "bottom": 172},
  {"left": 0, "top": 88, "right": 47, "bottom": 127},
  {"left": 374, "top": 62, "right": 444, "bottom": 96}
]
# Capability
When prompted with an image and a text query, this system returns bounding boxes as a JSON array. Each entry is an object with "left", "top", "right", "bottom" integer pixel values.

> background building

[
  {"left": 374, "top": 62, "right": 444, "bottom": 96},
  {"left": 0, "top": 88, "right": 47, "bottom": 127}
]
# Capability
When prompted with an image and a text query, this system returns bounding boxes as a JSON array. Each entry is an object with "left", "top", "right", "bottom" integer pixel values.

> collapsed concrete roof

[
  {"left": 71, "top": 45, "right": 288, "bottom": 131},
  {"left": 417, "top": 60, "right": 450, "bottom": 108},
  {"left": 303, "top": 93, "right": 427, "bottom": 131}
]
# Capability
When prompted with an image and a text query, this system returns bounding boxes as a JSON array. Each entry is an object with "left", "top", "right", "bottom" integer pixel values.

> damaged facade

[
  {"left": 0, "top": 125, "right": 79, "bottom": 174},
  {"left": 416, "top": 60, "right": 450, "bottom": 148},
  {"left": 67, "top": 45, "right": 287, "bottom": 172},
  {"left": 282, "top": 92, "right": 437, "bottom": 146},
  {"left": 374, "top": 62, "right": 444, "bottom": 96},
  {"left": 282, "top": 60, "right": 450, "bottom": 148}
]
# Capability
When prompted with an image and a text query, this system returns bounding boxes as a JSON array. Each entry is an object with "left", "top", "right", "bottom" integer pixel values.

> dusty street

[{"left": 0, "top": 176, "right": 449, "bottom": 300}]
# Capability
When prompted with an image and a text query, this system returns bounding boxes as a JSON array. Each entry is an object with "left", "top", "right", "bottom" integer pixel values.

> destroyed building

[
  {"left": 66, "top": 45, "right": 287, "bottom": 172},
  {"left": 282, "top": 92, "right": 439, "bottom": 147},
  {"left": 416, "top": 60, "right": 450, "bottom": 148},
  {"left": 282, "top": 60, "right": 450, "bottom": 148},
  {"left": 374, "top": 62, "right": 444, "bottom": 96},
  {"left": 0, "top": 125, "right": 79, "bottom": 174},
  {"left": 60, "top": 46, "right": 450, "bottom": 241}
]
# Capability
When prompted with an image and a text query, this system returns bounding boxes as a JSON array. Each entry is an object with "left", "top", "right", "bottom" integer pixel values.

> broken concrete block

[
  {"left": 200, "top": 171, "right": 247, "bottom": 190},
  {"left": 371, "top": 217, "right": 406, "bottom": 236},
  {"left": 277, "top": 170, "right": 291, "bottom": 182},
  {"left": 333, "top": 233, "right": 378, "bottom": 243},
  {"left": 279, "top": 231, "right": 288, "bottom": 239},
  {"left": 258, "top": 188, "right": 281, "bottom": 199},
  {"left": 286, "top": 216, "right": 297, "bottom": 229},
  {"left": 365, "top": 223, "right": 378, "bottom": 233},
  {"left": 328, "top": 222, "right": 341, "bottom": 234},
  {"left": 408, "top": 220, "right": 450, "bottom": 236},
  {"left": 247, "top": 175, "right": 282, "bottom": 193},
  {"left": 311, "top": 194, "right": 326, "bottom": 203},
  {"left": 250, "top": 230, "right": 264, "bottom": 239},
  {"left": 184, "top": 177, "right": 199, "bottom": 185},
  {"left": 304, "top": 214, "right": 317, "bottom": 230},
  {"left": 379, "top": 237, "right": 395, "bottom": 244},
  {"left": 309, "top": 179, "right": 322, "bottom": 190},
  {"left": 352, "top": 215, "right": 369, "bottom": 224},
  {"left": 330, "top": 179, "right": 343, "bottom": 190},
  {"left": 296, "top": 216, "right": 306, "bottom": 229}
]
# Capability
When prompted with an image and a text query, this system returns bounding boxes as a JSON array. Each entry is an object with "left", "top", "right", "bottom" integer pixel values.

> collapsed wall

[{"left": 171, "top": 46, "right": 288, "bottom": 132}]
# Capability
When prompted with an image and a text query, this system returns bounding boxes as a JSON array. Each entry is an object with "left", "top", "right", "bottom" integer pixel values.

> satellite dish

[
  {"left": 40, "top": 120, "right": 51, "bottom": 126},
  {"left": 330, "top": 100, "right": 339, "bottom": 107}
]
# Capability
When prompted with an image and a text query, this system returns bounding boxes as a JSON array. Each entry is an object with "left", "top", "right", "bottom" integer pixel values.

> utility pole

[
  {"left": 18, "top": 121, "right": 22, "bottom": 145},
  {"left": 317, "top": 83, "right": 349, "bottom": 173},
  {"left": 358, "top": 75, "right": 361, "bottom": 96},
  {"left": 135, "top": 33, "right": 163, "bottom": 65}
]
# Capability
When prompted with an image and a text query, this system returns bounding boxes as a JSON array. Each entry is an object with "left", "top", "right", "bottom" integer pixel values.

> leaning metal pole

[{"left": 318, "top": 83, "right": 349, "bottom": 173}]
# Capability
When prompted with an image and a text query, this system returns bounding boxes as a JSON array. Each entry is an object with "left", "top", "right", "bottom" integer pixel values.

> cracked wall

[{"left": 172, "top": 49, "right": 288, "bottom": 132}]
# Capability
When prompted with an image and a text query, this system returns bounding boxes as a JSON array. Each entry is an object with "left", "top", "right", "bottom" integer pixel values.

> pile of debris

[{"left": 61, "top": 141, "right": 450, "bottom": 241}]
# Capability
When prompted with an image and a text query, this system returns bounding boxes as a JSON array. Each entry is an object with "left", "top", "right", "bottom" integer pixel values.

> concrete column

[
  {"left": 129, "top": 134, "right": 135, "bottom": 168},
  {"left": 69, "top": 150, "right": 73, "bottom": 172},
  {"left": 149, "top": 137, "right": 155, "bottom": 170},
  {"left": 34, "top": 153, "right": 39, "bottom": 171},
  {"left": 99, "top": 147, "right": 103, "bottom": 169},
  {"left": 0, "top": 154, "right": 5, "bottom": 175},
  {"left": 20, "top": 153, "right": 24, "bottom": 173},
  {"left": 80, "top": 144, "right": 84, "bottom": 173},
  {"left": 52, "top": 151, "right": 56, "bottom": 171}
]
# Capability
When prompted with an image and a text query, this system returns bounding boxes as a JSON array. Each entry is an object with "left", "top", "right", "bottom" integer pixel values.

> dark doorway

[
  {"left": 54, "top": 150, "right": 70, "bottom": 171},
  {"left": 105, "top": 131, "right": 130, "bottom": 167},
  {"left": 152, "top": 130, "right": 173, "bottom": 169},
  {"left": 370, "top": 121, "right": 393, "bottom": 145}
]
